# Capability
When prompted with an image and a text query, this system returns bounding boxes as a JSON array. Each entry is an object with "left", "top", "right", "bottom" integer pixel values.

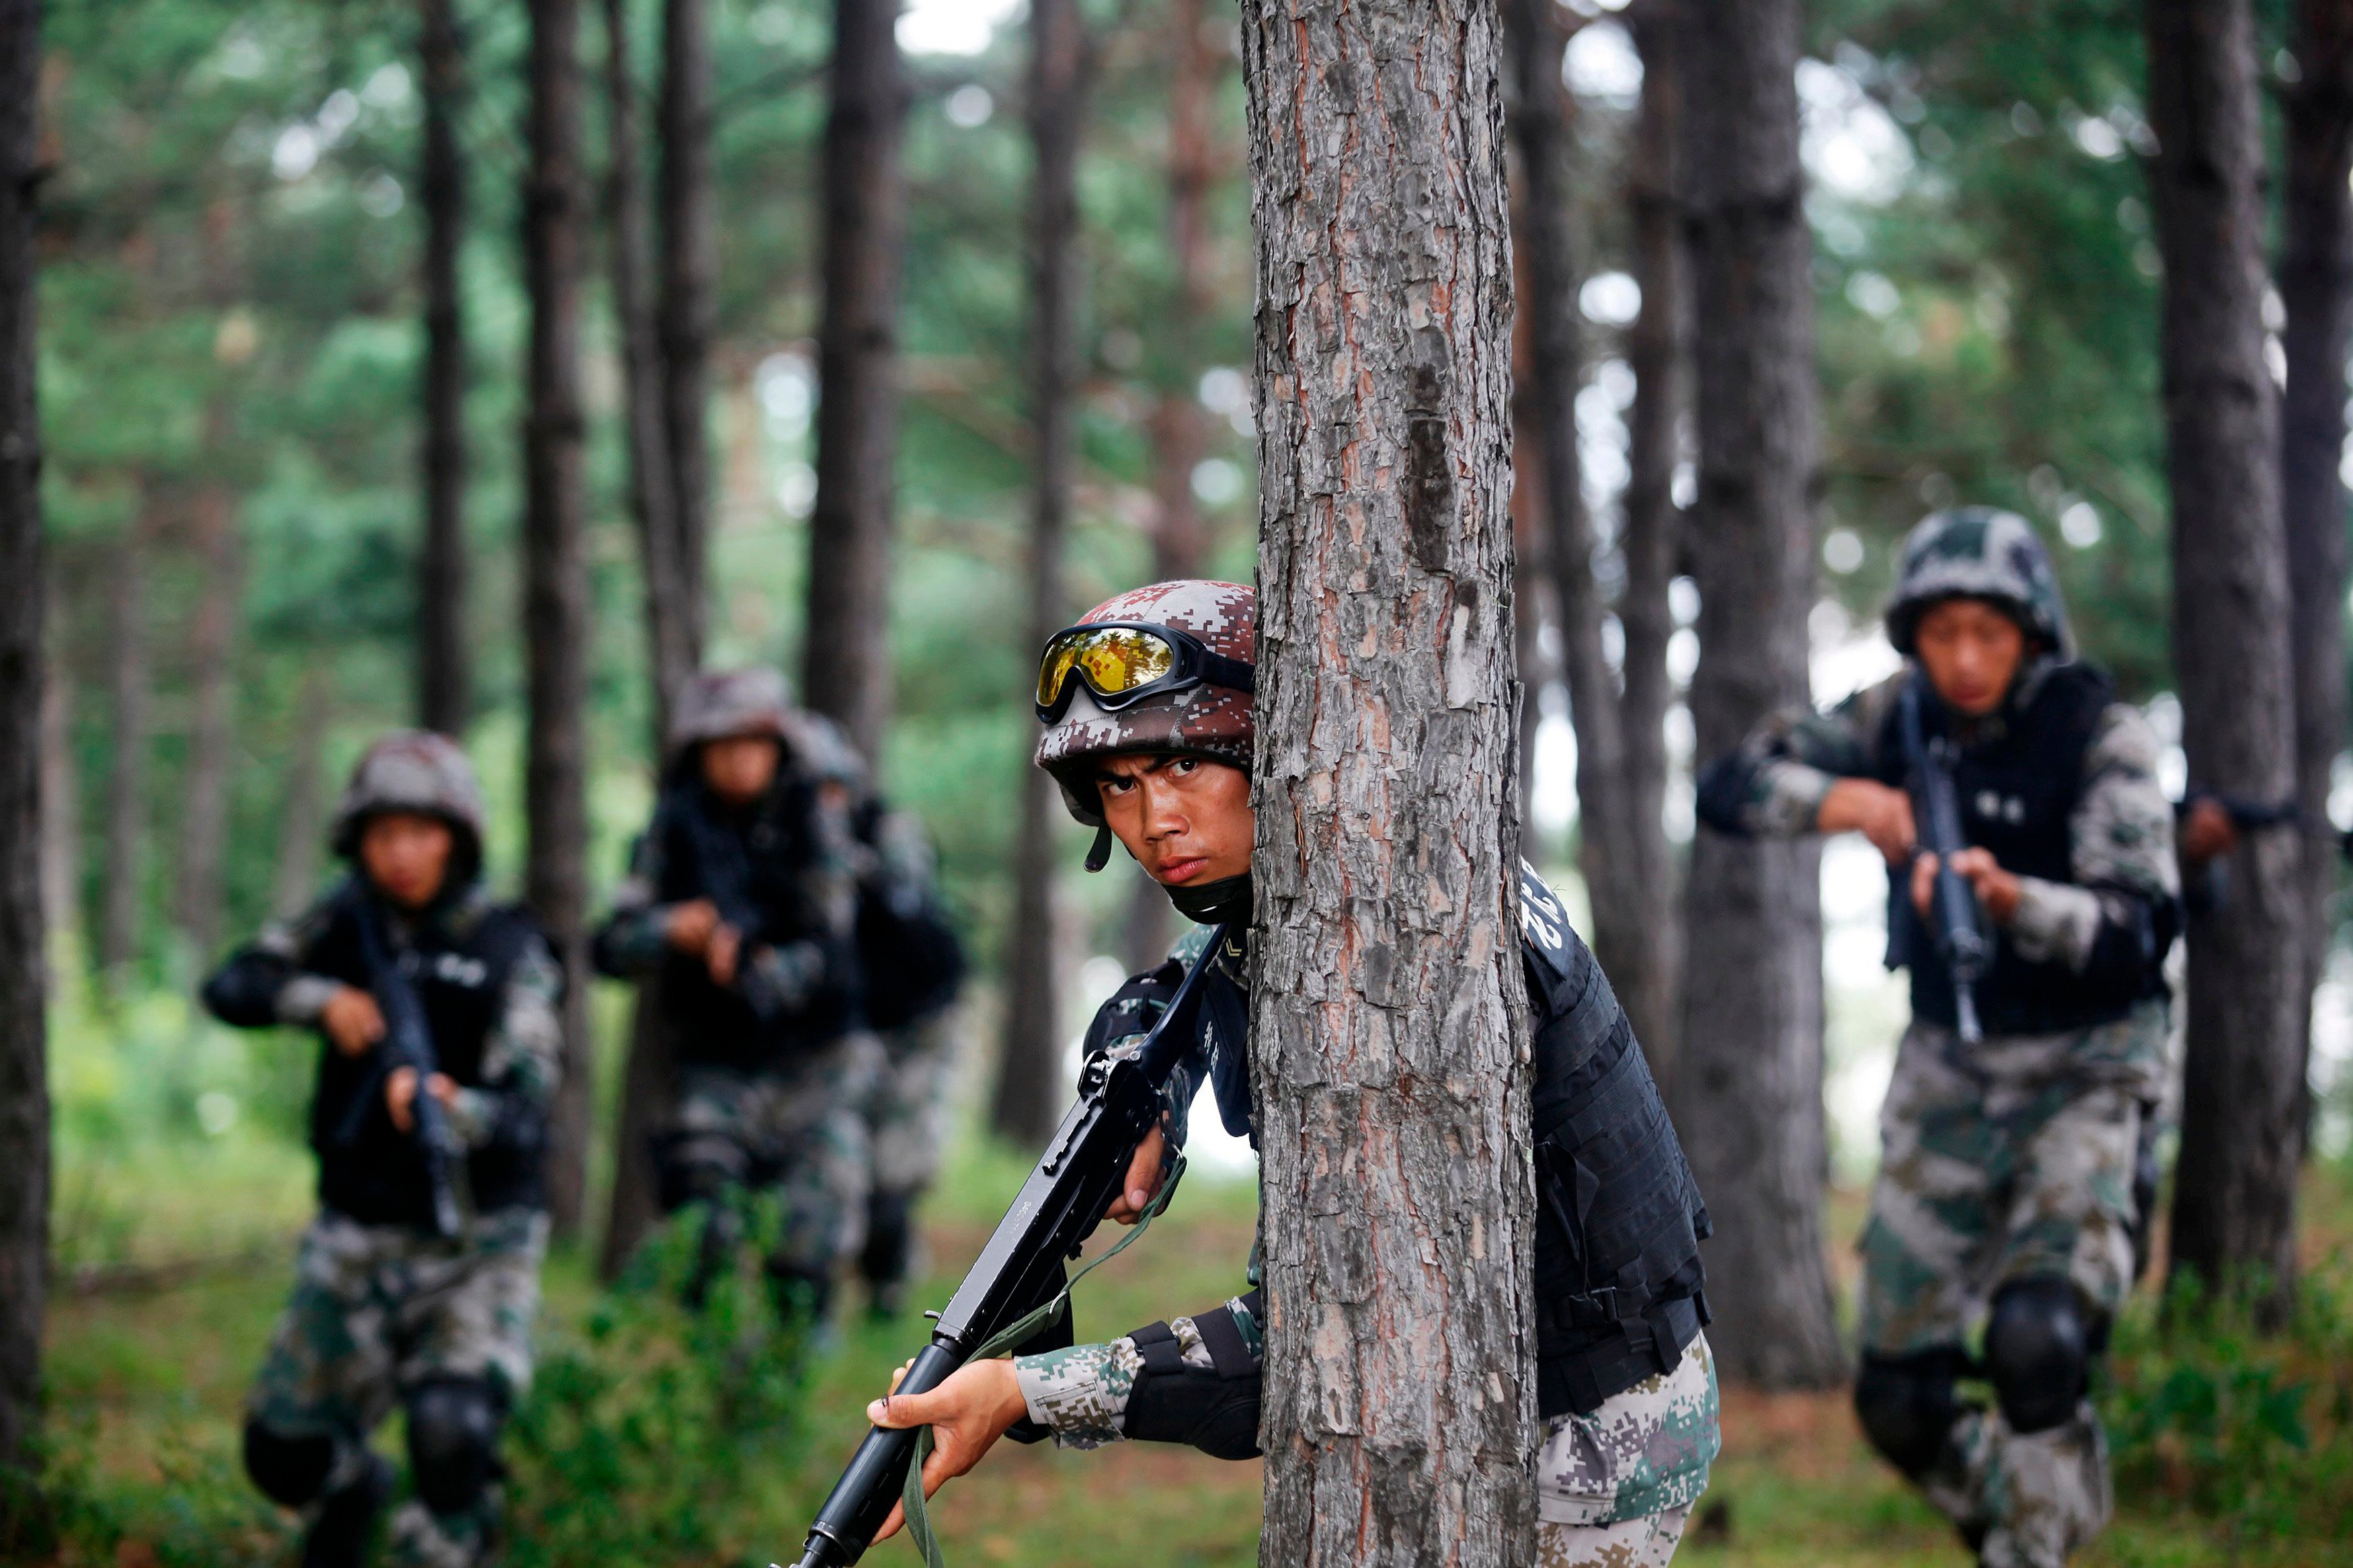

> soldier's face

[
  {"left": 1915, "top": 598, "right": 2028, "bottom": 716},
  {"left": 1094, "top": 755, "right": 1253, "bottom": 886},
  {"left": 702, "top": 735, "right": 782, "bottom": 804},
  {"left": 359, "top": 812, "right": 455, "bottom": 910}
]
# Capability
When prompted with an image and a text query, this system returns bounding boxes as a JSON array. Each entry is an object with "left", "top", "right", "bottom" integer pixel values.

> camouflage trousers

[
  {"left": 865, "top": 1010, "right": 957, "bottom": 1201},
  {"left": 1536, "top": 1331, "right": 1718, "bottom": 1565},
  {"left": 247, "top": 1207, "right": 547, "bottom": 1567}
]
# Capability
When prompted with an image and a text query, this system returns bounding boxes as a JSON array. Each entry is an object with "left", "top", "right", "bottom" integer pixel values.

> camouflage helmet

[
  {"left": 1033, "top": 579, "right": 1257, "bottom": 830},
  {"left": 779, "top": 707, "right": 871, "bottom": 794},
  {"left": 1884, "top": 507, "right": 2073, "bottom": 659},
  {"left": 666, "top": 667, "right": 792, "bottom": 768},
  {"left": 329, "top": 730, "right": 487, "bottom": 866}
]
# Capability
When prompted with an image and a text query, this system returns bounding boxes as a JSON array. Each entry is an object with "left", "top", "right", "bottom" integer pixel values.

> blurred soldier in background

[
  {"left": 592, "top": 669, "right": 873, "bottom": 1326},
  {"left": 1696, "top": 509, "right": 2180, "bottom": 1568},
  {"left": 201, "top": 732, "right": 563, "bottom": 1568}
]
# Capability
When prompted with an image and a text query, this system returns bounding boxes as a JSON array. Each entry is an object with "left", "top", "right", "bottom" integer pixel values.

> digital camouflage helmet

[
  {"left": 1884, "top": 507, "right": 2074, "bottom": 659},
  {"left": 329, "top": 730, "right": 489, "bottom": 873},
  {"left": 665, "top": 667, "right": 794, "bottom": 772}
]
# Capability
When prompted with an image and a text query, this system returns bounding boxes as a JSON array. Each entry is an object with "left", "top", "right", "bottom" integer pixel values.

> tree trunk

[
  {"left": 270, "top": 667, "right": 332, "bottom": 919},
  {"left": 0, "top": 0, "right": 48, "bottom": 1497},
  {"left": 524, "top": 0, "right": 596, "bottom": 1241},
  {"left": 2279, "top": 0, "right": 2353, "bottom": 1162},
  {"left": 40, "top": 653, "right": 78, "bottom": 950},
  {"left": 99, "top": 501, "right": 151, "bottom": 983},
  {"left": 803, "top": 0, "right": 908, "bottom": 769},
  {"left": 992, "top": 0, "right": 1088, "bottom": 1149},
  {"left": 175, "top": 478, "right": 240, "bottom": 962},
  {"left": 657, "top": 0, "right": 715, "bottom": 655},
  {"left": 1673, "top": 0, "right": 1845, "bottom": 1390},
  {"left": 2146, "top": 0, "right": 2306, "bottom": 1321},
  {"left": 1240, "top": 1, "right": 1533, "bottom": 1560},
  {"left": 418, "top": 0, "right": 471, "bottom": 738}
]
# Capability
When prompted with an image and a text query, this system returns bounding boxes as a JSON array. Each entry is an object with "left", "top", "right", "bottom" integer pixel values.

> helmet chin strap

[
  {"left": 1084, "top": 823, "right": 1115, "bottom": 873},
  {"left": 1166, "top": 871, "right": 1252, "bottom": 927}
]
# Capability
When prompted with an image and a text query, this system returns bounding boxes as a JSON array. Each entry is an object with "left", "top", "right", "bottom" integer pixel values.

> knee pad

[
  {"left": 244, "top": 1419, "right": 337, "bottom": 1509},
  {"left": 1984, "top": 1276, "right": 2094, "bottom": 1436},
  {"left": 405, "top": 1379, "right": 504, "bottom": 1517},
  {"left": 1853, "top": 1349, "right": 1969, "bottom": 1479}
]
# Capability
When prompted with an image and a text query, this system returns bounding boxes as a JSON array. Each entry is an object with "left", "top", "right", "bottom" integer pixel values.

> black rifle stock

[
  {"left": 333, "top": 882, "right": 465, "bottom": 1239},
  {"left": 1901, "top": 678, "right": 1989, "bottom": 1044},
  {"left": 781, "top": 924, "right": 1231, "bottom": 1568}
]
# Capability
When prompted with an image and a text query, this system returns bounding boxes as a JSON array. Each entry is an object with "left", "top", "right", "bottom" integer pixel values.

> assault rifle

[
  {"left": 781, "top": 924, "right": 1231, "bottom": 1568},
  {"left": 662, "top": 784, "right": 807, "bottom": 1025},
  {"left": 333, "top": 882, "right": 465, "bottom": 1239},
  {"left": 1899, "top": 677, "right": 1989, "bottom": 1044}
]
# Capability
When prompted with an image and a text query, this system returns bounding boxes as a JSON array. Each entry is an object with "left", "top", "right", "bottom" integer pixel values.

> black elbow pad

[
  {"left": 1692, "top": 754, "right": 1759, "bottom": 837},
  {"left": 201, "top": 954, "right": 292, "bottom": 1028}
]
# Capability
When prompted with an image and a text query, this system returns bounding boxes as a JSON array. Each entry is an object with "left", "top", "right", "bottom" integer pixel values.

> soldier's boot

[
  {"left": 302, "top": 1455, "right": 393, "bottom": 1568},
  {"left": 860, "top": 1190, "right": 915, "bottom": 1319},
  {"left": 387, "top": 1498, "right": 498, "bottom": 1568}
]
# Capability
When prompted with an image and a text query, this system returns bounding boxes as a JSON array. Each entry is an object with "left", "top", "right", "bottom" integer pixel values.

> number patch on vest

[{"left": 1520, "top": 860, "right": 1568, "bottom": 962}]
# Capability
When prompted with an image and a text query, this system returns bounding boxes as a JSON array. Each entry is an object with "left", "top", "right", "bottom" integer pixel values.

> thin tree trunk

[
  {"left": 0, "top": 0, "right": 49, "bottom": 1495},
  {"left": 418, "top": 0, "right": 471, "bottom": 737},
  {"left": 1241, "top": 0, "right": 1533, "bottom": 1559},
  {"left": 175, "top": 478, "right": 240, "bottom": 962},
  {"left": 524, "top": 0, "right": 596, "bottom": 1241},
  {"left": 99, "top": 501, "right": 151, "bottom": 983},
  {"left": 803, "top": 0, "right": 908, "bottom": 769},
  {"left": 270, "top": 667, "right": 332, "bottom": 919},
  {"left": 40, "top": 653, "right": 78, "bottom": 950},
  {"left": 2279, "top": 0, "right": 2353, "bottom": 1163},
  {"left": 598, "top": 987, "right": 674, "bottom": 1280},
  {"left": 1673, "top": 0, "right": 1845, "bottom": 1390},
  {"left": 657, "top": 0, "right": 715, "bottom": 655},
  {"left": 2146, "top": 0, "right": 2306, "bottom": 1323}
]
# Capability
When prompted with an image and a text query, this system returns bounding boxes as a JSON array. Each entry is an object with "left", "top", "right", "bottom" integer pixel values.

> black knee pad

[
  {"left": 1853, "top": 1349, "right": 1969, "bottom": 1479},
  {"left": 1123, "top": 1366, "right": 1264, "bottom": 1460},
  {"left": 405, "top": 1378, "right": 504, "bottom": 1517},
  {"left": 244, "top": 1419, "right": 337, "bottom": 1508},
  {"left": 861, "top": 1190, "right": 914, "bottom": 1286},
  {"left": 1984, "top": 1276, "right": 2094, "bottom": 1436}
]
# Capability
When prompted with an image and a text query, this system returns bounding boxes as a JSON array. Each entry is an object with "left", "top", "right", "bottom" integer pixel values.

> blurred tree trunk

[
  {"left": 417, "top": 0, "right": 471, "bottom": 738},
  {"left": 99, "top": 500, "right": 151, "bottom": 984},
  {"left": 2279, "top": 0, "right": 2353, "bottom": 1158},
  {"left": 270, "top": 667, "right": 332, "bottom": 919},
  {"left": 803, "top": 0, "right": 907, "bottom": 769},
  {"left": 658, "top": 0, "right": 715, "bottom": 654},
  {"left": 0, "top": 0, "right": 49, "bottom": 1499},
  {"left": 524, "top": 0, "right": 596, "bottom": 1241},
  {"left": 1239, "top": 0, "right": 1532, "bottom": 1555},
  {"left": 2146, "top": 0, "right": 2306, "bottom": 1322},
  {"left": 994, "top": 0, "right": 1090, "bottom": 1147},
  {"left": 175, "top": 477, "right": 240, "bottom": 962},
  {"left": 1673, "top": 0, "right": 1844, "bottom": 1389},
  {"left": 1122, "top": 0, "right": 1221, "bottom": 975},
  {"left": 40, "top": 655, "right": 77, "bottom": 948}
]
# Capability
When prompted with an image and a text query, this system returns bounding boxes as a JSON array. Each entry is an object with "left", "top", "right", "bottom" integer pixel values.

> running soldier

[
  {"left": 592, "top": 669, "right": 874, "bottom": 1323},
  {"left": 1695, "top": 508, "right": 2179, "bottom": 1568},
  {"left": 201, "top": 732, "right": 562, "bottom": 1568},
  {"left": 861, "top": 581, "right": 1720, "bottom": 1567}
]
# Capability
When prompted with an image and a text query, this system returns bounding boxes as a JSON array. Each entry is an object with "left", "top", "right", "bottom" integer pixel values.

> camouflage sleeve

[
  {"left": 198, "top": 897, "right": 345, "bottom": 1028},
  {"left": 446, "top": 933, "right": 565, "bottom": 1149},
  {"left": 1011, "top": 1294, "right": 1263, "bottom": 1450},
  {"left": 1693, "top": 675, "right": 1902, "bottom": 839},
  {"left": 591, "top": 832, "right": 673, "bottom": 977},
  {"left": 2007, "top": 702, "right": 2180, "bottom": 973}
]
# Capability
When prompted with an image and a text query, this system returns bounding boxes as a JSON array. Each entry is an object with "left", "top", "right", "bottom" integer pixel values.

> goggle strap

[{"left": 1084, "top": 823, "right": 1115, "bottom": 873}]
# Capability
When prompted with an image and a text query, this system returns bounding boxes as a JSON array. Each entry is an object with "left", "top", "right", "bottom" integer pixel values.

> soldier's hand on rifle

[
  {"left": 1911, "top": 846, "right": 2021, "bottom": 925},
  {"left": 863, "top": 1357, "right": 1029, "bottom": 1544},
  {"left": 666, "top": 898, "right": 721, "bottom": 955},
  {"left": 385, "top": 1066, "right": 459, "bottom": 1134},
  {"left": 706, "top": 923, "right": 742, "bottom": 987},
  {"left": 321, "top": 986, "right": 387, "bottom": 1057},
  {"left": 1817, "top": 778, "right": 1918, "bottom": 864},
  {"left": 1104, "top": 1122, "right": 1167, "bottom": 1227}
]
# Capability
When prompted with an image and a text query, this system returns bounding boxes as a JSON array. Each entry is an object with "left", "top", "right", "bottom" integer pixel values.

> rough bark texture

[
  {"left": 99, "top": 503, "right": 151, "bottom": 981},
  {"left": 175, "top": 479, "right": 240, "bottom": 962},
  {"left": 803, "top": 0, "right": 908, "bottom": 769},
  {"left": 1239, "top": 1, "right": 1535, "bottom": 1561},
  {"left": 1673, "top": 0, "right": 1845, "bottom": 1389},
  {"left": 0, "top": 0, "right": 48, "bottom": 1493},
  {"left": 418, "top": 0, "right": 471, "bottom": 737},
  {"left": 658, "top": 0, "right": 715, "bottom": 655},
  {"left": 2146, "top": 0, "right": 2307, "bottom": 1320},
  {"left": 992, "top": 0, "right": 1088, "bottom": 1148},
  {"left": 524, "top": 0, "right": 596, "bottom": 1241},
  {"left": 2279, "top": 0, "right": 2353, "bottom": 1158}
]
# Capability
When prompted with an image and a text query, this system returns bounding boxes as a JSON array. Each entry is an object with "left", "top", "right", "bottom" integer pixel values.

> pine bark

[
  {"left": 803, "top": 0, "right": 908, "bottom": 768},
  {"left": 1240, "top": 0, "right": 1533, "bottom": 1559},
  {"left": 2279, "top": 0, "right": 2353, "bottom": 1159},
  {"left": 992, "top": 0, "right": 1088, "bottom": 1148},
  {"left": 418, "top": 0, "right": 471, "bottom": 737},
  {"left": 1673, "top": 0, "right": 1845, "bottom": 1389},
  {"left": 0, "top": 0, "right": 48, "bottom": 1493},
  {"left": 657, "top": 0, "right": 715, "bottom": 653},
  {"left": 2145, "top": 0, "right": 2306, "bottom": 1320},
  {"left": 524, "top": 0, "right": 596, "bottom": 1240},
  {"left": 99, "top": 502, "right": 151, "bottom": 982},
  {"left": 175, "top": 478, "right": 240, "bottom": 962}
]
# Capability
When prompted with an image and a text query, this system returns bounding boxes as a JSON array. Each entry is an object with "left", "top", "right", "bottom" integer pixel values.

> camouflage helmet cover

[
  {"left": 1033, "top": 579, "right": 1257, "bottom": 827},
  {"left": 666, "top": 667, "right": 793, "bottom": 766},
  {"left": 1884, "top": 506, "right": 2073, "bottom": 659},
  {"left": 329, "top": 730, "right": 488, "bottom": 862}
]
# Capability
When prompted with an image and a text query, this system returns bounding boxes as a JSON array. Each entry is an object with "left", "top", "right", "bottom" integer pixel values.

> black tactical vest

[
  {"left": 1873, "top": 663, "right": 2159, "bottom": 1035},
  {"left": 298, "top": 892, "right": 551, "bottom": 1227}
]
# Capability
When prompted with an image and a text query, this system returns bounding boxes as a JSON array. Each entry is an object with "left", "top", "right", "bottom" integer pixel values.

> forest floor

[{"left": 30, "top": 1136, "right": 2353, "bottom": 1568}]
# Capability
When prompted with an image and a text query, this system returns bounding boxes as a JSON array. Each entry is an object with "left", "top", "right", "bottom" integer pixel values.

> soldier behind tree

[
  {"left": 592, "top": 669, "right": 875, "bottom": 1323},
  {"left": 1695, "top": 509, "right": 2179, "bottom": 1568},
  {"left": 200, "top": 732, "right": 563, "bottom": 1568}
]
